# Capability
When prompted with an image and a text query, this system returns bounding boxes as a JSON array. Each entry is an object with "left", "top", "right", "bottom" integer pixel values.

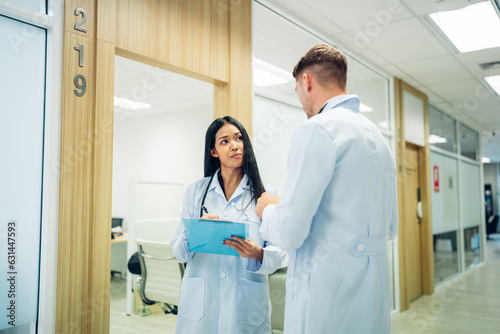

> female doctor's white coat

[
  {"left": 260, "top": 95, "right": 399, "bottom": 334},
  {"left": 171, "top": 172, "right": 285, "bottom": 334}
]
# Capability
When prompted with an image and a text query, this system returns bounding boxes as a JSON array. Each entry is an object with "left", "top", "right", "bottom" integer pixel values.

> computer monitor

[{"left": 112, "top": 218, "right": 123, "bottom": 228}]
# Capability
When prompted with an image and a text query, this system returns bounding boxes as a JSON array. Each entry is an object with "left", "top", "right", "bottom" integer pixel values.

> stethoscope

[{"left": 200, "top": 172, "right": 255, "bottom": 218}]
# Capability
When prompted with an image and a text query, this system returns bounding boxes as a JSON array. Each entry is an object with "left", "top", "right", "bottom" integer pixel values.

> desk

[
  {"left": 111, "top": 232, "right": 128, "bottom": 244},
  {"left": 111, "top": 232, "right": 128, "bottom": 277}
]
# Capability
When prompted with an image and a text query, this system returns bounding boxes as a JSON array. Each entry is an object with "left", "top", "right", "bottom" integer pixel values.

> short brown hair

[{"left": 292, "top": 44, "right": 348, "bottom": 90}]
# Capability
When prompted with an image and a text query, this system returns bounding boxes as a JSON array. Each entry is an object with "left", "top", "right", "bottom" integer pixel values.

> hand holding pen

[{"left": 201, "top": 206, "right": 219, "bottom": 220}]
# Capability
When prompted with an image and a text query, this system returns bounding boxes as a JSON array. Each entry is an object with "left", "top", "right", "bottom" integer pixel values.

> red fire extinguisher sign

[{"left": 433, "top": 166, "right": 439, "bottom": 192}]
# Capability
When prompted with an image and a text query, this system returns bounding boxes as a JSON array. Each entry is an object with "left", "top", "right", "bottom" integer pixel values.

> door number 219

[{"left": 73, "top": 8, "right": 87, "bottom": 97}]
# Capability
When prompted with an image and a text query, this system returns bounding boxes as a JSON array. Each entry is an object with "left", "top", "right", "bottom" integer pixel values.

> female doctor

[{"left": 171, "top": 116, "right": 285, "bottom": 334}]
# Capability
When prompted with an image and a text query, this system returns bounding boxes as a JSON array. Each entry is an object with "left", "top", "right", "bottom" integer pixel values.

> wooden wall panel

[
  {"left": 89, "top": 39, "right": 115, "bottom": 333},
  {"left": 97, "top": 0, "right": 230, "bottom": 82},
  {"left": 56, "top": 30, "right": 96, "bottom": 333},
  {"left": 229, "top": 0, "right": 252, "bottom": 86},
  {"left": 394, "top": 78, "right": 409, "bottom": 311},
  {"left": 214, "top": 83, "right": 253, "bottom": 134}
]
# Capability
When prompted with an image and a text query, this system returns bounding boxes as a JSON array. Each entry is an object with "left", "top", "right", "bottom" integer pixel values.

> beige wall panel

[
  {"left": 56, "top": 32, "right": 96, "bottom": 333},
  {"left": 394, "top": 78, "right": 409, "bottom": 311},
  {"left": 98, "top": 0, "right": 230, "bottom": 82},
  {"left": 419, "top": 93, "right": 434, "bottom": 295},
  {"left": 89, "top": 40, "right": 115, "bottom": 333},
  {"left": 229, "top": 0, "right": 252, "bottom": 87},
  {"left": 214, "top": 83, "right": 253, "bottom": 135},
  {"left": 65, "top": 0, "right": 96, "bottom": 37}
]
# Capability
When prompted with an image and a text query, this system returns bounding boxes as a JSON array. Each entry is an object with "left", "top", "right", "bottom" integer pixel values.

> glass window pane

[
  {"left": 0, "top": 15, "right": 46, "bottom": 331},
  {"left": 252, "top": 96, "right": 306, "bottom": 194},
  {"left": 430, "top": 152, "right": 460, "bottom": 283},
  {"left": 253, "top": 2, "right": 390, "bottom": 131},
  {"left": 4, "top": 0, "right": 46, "bottom": 13},
  {"left": 429, "top": 105, "right": 457, "bottom": 153},
  {"left": 348, "top": 60, "right": 390, "bottom": 130},
  {"left": 460, "top": 124, "right": 478, "bottom": 160},
  {"left": 460, "top": 161, "right": 482, "bottom": 268},
  {"left": 253, "top": 2, "right": 395, "bottom": 311}
]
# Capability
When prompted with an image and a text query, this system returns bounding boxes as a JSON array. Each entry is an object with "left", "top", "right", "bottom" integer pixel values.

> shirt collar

[
  {"left": 317, "top": 94, "right": 360, "bottom": 115},
  {"left": 209, "top": 169, "right": 250, "bottom": 201}
]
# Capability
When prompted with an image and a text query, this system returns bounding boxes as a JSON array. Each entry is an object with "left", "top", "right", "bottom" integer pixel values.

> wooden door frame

[
  {"left": 395, "top": 78, "right": 434, "bottom": 311},
  {"left": 56, "top": 1, "right": 252, "bottom": 332}
]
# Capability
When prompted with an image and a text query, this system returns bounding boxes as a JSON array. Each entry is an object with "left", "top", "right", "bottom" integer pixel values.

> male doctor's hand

[{"left": 255, "top": 192, "right": 280, "bottom": 219}]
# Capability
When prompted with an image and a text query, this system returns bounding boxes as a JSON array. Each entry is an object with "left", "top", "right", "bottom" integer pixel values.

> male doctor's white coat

[{"left": 260, "top": 95, "right": 399, "bottom": 334}]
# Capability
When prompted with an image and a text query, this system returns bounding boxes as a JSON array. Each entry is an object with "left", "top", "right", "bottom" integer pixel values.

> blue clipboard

[{"left": 182, "top": 218, "right": 249, "bottom": 256}]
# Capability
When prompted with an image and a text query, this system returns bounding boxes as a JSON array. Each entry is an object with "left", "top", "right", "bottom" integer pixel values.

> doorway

[
  {"left": 109, "top": 56, "right": 213, "bottom": 333},
  {"left": 403, "top": 143, "right": 423, "bottom": 302}
]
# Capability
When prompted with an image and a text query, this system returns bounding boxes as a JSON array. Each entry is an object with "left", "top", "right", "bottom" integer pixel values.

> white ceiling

[
  {"left": 114, "top": 56, "right": 213, "bottom": 121},
  {"left": 261, "top": 0, "right": 500, "bottom": 161}
]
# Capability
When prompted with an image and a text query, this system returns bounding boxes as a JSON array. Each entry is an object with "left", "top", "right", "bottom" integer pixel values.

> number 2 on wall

[{"left": 74, "top": 8, "right": 88, "bottom": 33}]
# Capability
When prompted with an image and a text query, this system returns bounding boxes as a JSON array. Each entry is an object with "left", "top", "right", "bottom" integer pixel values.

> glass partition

[
  {"left": 0, "top": 14, "right": 46, "bottom": 331},
  {"left": 7, "top": 0, "right": 46, "bottom": 13},
  {"left": 430, "top": 152, "right": 460, "bottom": 283},
  {"left": 460, "top": 124, "right": 478, "bottom": 160},
  {"left": 252, "top": 3, "right": 391, "bottom": 131},
  {"left": 429, "top": 105, "right": 457, "bottom": 153},
  {"left": 253, "top": 96, "right": 306, "bottom": 194},
  {"left": 460, "top": 161, "right": 482, "bottom": 268},
  {"left": 348, "top": 61, "right": 390, "bottom": 130},
  {"left": 253, "top": 1, "right": 395, "bottom": 310}
]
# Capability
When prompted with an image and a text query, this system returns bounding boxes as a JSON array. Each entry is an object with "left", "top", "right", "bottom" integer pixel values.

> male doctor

[{"left": 256, "top": 44, "right": 399, "bottom": 333}]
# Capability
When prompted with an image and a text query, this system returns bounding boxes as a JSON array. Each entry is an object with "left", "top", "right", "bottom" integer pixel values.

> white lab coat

[
  {"left": 172, "top": 172, "right": 286, "bottom": 334},
  {"left": 260, "top": 95, "right": 398, "bottom": 334}
]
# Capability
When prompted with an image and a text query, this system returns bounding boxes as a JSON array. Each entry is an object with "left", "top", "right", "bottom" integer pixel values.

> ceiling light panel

[
  {"left": 485, "top": 75, "right": 500, "bottom": 96},
  {"left": 429, "top": 1, "right": 500, "bottom": 53}
]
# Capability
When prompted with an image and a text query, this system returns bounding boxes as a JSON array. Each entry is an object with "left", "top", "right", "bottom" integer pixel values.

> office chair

[
  {"left": 487, "top": 214, "right": 499, "bottom": 239},
  {"left": 135, "top": 238, "right": 184, "bottom": 314}
]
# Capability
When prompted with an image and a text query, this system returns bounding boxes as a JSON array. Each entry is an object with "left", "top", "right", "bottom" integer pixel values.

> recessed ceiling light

[
  {"left": 485, "top": 75, "right": 500, "bottom": 96},
  {"left": 482, "top": 157, "right": 491, "bottom": 163},
  {"left": 429, "top": 134, "right": 448, "bottom": 144},
  {"left": 429, "top": 1, "right": 500, "bottom": 53},
  {"left": 114, "top": 96, "right": 151, "bottom": 110},
  {"left": 253, "top": 58, "right": 293, "bottom": 87}
]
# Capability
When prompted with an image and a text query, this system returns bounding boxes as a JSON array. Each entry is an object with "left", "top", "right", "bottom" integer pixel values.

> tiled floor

[{"left": 110, "top": 238, "right": 500, "bottom": 333}]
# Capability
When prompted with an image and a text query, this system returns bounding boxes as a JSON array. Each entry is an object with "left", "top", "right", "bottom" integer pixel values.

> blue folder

[{"left": 182, "top": 218, "right": 249, "bottom": 256}]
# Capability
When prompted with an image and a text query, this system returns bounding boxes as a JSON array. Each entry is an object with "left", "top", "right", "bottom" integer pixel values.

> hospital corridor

[{"left": 2, "top": 0, "right": 500, "bottom": 333}]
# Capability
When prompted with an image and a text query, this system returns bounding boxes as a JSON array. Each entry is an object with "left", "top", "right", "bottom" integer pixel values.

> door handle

[{"left": 417, "top": 201, "right": 423, "bottom": 222}]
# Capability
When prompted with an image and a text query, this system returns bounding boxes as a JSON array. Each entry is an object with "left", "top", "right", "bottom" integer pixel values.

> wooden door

[{"left": 404, "top": 143, "right": 422, "bottom": 301}]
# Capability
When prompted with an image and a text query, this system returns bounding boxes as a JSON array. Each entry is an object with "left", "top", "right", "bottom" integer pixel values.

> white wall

[{"left": 112, "top": 108, "right": 213, "bottom": 237}]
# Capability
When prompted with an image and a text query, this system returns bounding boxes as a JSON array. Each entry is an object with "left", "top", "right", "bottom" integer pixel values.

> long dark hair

[{"left": 204, "top": 116, "right": 265, "bottom": 200}]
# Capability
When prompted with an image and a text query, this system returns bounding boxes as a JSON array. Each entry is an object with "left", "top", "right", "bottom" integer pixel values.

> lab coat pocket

[
  {"left": 236, "top": 278, "right": 269, "bottom": 326},
  {"left": 177, "top": 276, "right": 205, "bottom": 322}
]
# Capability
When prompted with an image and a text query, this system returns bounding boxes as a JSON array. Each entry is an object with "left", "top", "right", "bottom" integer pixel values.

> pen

[{"left": 202, "top": 205, "right": 210, "bottom": 214}]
